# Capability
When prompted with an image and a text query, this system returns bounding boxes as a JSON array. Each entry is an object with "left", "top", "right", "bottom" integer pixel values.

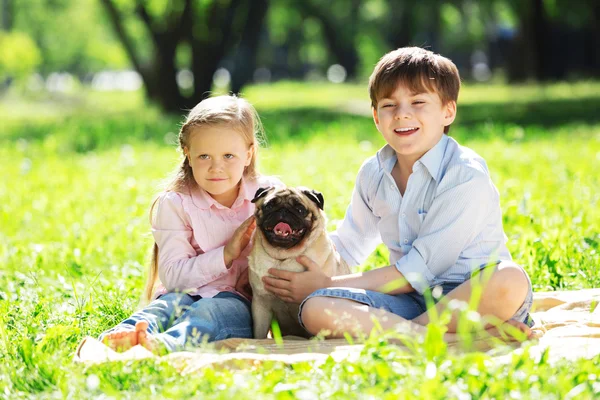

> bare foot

[
  {"left": 135, "top": 321, "right": 161, "bottom": 354},
  {"left": 485, "top": 319, "right": 533, "bottom": 341},
  {"left": 102, "top": 329, "right": 138, "bottom": 352}
]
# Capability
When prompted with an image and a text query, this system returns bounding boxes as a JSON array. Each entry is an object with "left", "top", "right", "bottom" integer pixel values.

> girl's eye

[
  {"left": 199, "top": 154, "right": 209, "bottom": 160},
  {"left": 224, "top": 154, "right": 235, "bottom": 159}
]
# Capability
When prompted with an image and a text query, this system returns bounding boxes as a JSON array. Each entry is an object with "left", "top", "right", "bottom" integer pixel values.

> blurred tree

[
  {"left": 100, "top": 0, "right": 270, "bottom": 112},
  {"left": 12, "top": 0, "right": 128, "bottom": 78},
  {"left": 385, "top": 0, "right": 414, "bottom": 49},
  {"left": 381, "top": 0, "right": 454, "bottom": 54},
  {"left": 254, "top": 1, "right": 308, "bottom": 82},
  {"left": 593, "top": 0, "right": 600, "bottom": 73},
  {"left": 230, "top": 0, "right": 270, "bottom": 94},
  {"left": 503, "top": 0, "right": 599, "bottom": 81},
  {"left": 0, "top": 32, "right": 42, "bottom": 83},
  {"left": 1, "top": 0, "right": 12, "bottom": 31},
  {"left": 295, "top": 0, "right": 361, "bottom": 79}
]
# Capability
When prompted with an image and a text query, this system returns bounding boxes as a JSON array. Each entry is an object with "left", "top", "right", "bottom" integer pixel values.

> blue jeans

[
  {"left": 299, "top": 271, "right": 534, "bottom": 330},
  {"left": 99, "top": 291, "right": 252, "bottom": 352}
]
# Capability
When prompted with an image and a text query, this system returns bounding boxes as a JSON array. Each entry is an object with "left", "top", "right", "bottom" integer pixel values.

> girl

[{"left": 99, "top": 95, "right": 280, "bottom": 353}]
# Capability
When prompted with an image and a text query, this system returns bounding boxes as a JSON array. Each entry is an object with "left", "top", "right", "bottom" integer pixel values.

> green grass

[{"left": 1, "top": 81, "right": 600, "bottom": 398}]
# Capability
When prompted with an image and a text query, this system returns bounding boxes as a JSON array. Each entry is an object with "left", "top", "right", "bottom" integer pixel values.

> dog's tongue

[{"left": 274, "top": 222, "right": 292, "bottom": 237}]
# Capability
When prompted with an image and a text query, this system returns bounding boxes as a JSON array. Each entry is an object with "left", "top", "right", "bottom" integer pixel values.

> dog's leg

[{"left": 252, "top": 297, "right": 273, "bottom": 339}]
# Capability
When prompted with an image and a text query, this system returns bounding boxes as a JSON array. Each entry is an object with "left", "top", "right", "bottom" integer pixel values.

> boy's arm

[
  {"left": 329, "top": 264, "right": 415, "bottom": 294},
  {"left": 263, "top": 256, "right": 415, "bottom": 304},
  {"left": 395, "top": 168, "right": 495, "bottom": 294},
  {"left": 330, "top": 161, "right": 382, "bottom": 266},
  {"left": 153, "top": 193, "right": 230, "bottom": 292}
]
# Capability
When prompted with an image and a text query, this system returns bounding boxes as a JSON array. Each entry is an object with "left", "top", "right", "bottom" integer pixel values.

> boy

[{"left": 263, "top": 47, "right": 533, "bottom": 340}]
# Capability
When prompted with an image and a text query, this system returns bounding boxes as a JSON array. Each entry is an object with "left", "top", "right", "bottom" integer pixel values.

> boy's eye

[
  {"left": 413, "top": 100, "right": 425, "bottom": 105},
  {"left": 382, "top": 104, "right": 395, "bottom": 108},
  {"left": 224, "top": 154, "right": 235, "bottom": 159}
]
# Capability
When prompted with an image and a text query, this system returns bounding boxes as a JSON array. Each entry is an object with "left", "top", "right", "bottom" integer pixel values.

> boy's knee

[
  {"left": 300, "top": 297, "right": 329, "bottom": 335},
  {"left": 493, "top": 262, "right": 529, "bottom": 302}
]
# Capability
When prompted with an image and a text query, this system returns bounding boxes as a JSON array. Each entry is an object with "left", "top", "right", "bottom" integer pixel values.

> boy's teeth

[{"left": 395, "top": 127, "right": 417, "bottom": 132}]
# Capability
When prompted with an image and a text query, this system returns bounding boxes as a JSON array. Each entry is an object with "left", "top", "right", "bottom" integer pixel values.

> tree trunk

[
  {"left": 531, "top": 0, "right": 551, "bottom": 81},
  {"left": 230, "top": 0, "right": 270, "bottom": 94},
  {"left": 429, "top": 0, "right": 442, "bottom": 52},
  {"left": 1, "top": 0, "right": 12, "bottom": 31},
  {"left": 387, "top": 2, "right": 413, "bottom": 49},
  {"left": 507, "top": 1, "right": 535, "bottom": 82},
  {"left": 592, "top": 0, "right": 600, "bottom": 75},
  {"left": 150, "top": 37, "right": 185, "bottom": 113},
  {"left": 297, "top": 0, "right": 360, "bottom": 79},
  {"left": 100, "top": 0, "right": 267, "bottom": 113}
]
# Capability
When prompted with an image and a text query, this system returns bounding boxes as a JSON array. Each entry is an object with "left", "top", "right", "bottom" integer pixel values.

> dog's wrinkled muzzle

[{"left": 260, "top": 209, "right": 310, "bottom": 249}]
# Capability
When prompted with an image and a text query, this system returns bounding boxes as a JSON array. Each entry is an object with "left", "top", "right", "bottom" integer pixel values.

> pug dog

[{"left": 248, "top": 186, "right": 350, "bottom": 339}]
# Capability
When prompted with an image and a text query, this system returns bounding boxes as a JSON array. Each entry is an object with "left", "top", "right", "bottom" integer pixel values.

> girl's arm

[{"left": 153, "top": 192, "right": 253, "bottom": 293}]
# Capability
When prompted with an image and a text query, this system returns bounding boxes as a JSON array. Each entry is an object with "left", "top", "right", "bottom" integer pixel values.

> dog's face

[{"left": 252, "top": 186, "right": 324, "bottom": 250}]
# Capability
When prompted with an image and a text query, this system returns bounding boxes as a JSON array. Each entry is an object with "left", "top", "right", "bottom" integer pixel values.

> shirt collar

[
  {"left": 189, "top": 177, "right": 253, "bottom": 210},
  {"left": 376, "top": 144, "right": 398, "bottom": 173},
  {"left": 417, "top": 134, "right": 449, "bottom": 181},
  {"left": 376, "top": 134, "right": 449, "bottom": 181}
]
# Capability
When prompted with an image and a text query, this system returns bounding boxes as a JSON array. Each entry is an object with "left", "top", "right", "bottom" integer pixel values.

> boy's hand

[
  {"left": 262, "top": 255, "right": 332, "bottom": 304},
  {"left": 235, "top": 268, "right": 253, "bottom": 301},
  {"left": 224, "top": 216, "right": 256, "bottom": 268}
]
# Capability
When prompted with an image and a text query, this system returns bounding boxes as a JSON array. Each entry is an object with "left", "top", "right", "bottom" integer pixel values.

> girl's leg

[
  {"left": 138, "top": 291, "right": 252, "bottom": 352},
  {"left": 412, "top": 261, "right": 532, "bottom": 334},
  {"left": 99, "top": 292, "right": 197, "bottom": 351}
]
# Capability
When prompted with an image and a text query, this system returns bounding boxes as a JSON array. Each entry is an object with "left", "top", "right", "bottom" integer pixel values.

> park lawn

[{"left": 1, "top": 81, "right": 599, "bottom": 398}]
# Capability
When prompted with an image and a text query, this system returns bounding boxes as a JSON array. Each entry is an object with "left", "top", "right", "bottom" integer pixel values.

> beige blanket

[{"left": 75, "top": 289, "right": 600, "bottom": 372}]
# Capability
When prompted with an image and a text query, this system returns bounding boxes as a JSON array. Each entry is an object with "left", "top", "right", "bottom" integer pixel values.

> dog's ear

[
  {"left": 252, "top": 186, "right": 274, "bottom": 203},
  {"left": 299, "top": 187, "right": 324, "bottom": 210}
]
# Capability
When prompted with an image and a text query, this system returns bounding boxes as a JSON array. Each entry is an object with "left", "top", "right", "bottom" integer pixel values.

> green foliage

[
  {"left": 1, "top": 81, "right": 600, "bottom": 397},
  {"left": 0, "top": 32, "right": 41, "bottom": 81},
  {"left": 11, "top": 0, "right": 129, "bottom": 75}
]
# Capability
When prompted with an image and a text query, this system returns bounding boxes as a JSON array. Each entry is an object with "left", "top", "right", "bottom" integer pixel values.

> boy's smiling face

[{"left": 373, "top": 83, "right": 456, "bottom": 167}]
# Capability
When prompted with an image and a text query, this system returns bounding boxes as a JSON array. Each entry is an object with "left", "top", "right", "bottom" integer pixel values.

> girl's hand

[
  {"left": 262, "top": 255, "right": 332, "bottom": 304},
  {"left": 224, "top": 216, "right": 256, "bottom": 268},
  {"left": 235, "top": 268, "right": 253, "bottom": 301}
]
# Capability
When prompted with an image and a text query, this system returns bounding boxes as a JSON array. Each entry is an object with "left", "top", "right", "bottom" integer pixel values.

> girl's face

[{"left": 184, "top": 125, "right": 253, "bottom": 208}]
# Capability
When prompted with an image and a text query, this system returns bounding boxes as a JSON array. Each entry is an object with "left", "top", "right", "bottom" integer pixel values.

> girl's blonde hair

[{"left": 143, "top": 95, "right": 264, "bottom": 302}]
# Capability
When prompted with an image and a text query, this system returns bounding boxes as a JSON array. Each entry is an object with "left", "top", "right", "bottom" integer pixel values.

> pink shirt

[{"left": 152, "top": 175, "right": 281, "bottom": 299}]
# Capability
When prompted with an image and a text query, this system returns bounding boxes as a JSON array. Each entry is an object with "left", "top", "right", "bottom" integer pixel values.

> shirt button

[
  {"left": 404, "top": 239, "right": 408, "bottom": 244},
  {"left": 229, "top": 211, "right": 236, "bottom": 217},
  {"left": 401, "top": 213, "right": 406, "bottom": 218},
  {"left": 390, "top": 184, "right": 394, "bottom": 189}
]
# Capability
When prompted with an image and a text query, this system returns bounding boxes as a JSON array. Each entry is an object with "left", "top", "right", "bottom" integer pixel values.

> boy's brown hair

[{"left": 368, "top": 47, "right": 461, "bottom": 133}]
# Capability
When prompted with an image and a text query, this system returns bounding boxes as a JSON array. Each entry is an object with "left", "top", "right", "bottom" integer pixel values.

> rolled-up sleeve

[
  {"left": 395, "top": 167, "right": 493, "bottom": 294},
  {"left": 331, "top": 163, "right": 382, "bottom": 266},
  {"left": 152, "top": 193, "right": 228, "bottom": 292}
]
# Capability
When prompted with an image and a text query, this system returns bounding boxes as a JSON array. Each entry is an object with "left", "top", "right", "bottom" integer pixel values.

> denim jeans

[
  {"left": 298, "top": 281, "right": 463, "bottom": 331},
  {"left": 99, "top": 291, "right": 252, "bottom": 352},
  {"left": 299, "top": 262, "right": 534, "bottom": 330}
]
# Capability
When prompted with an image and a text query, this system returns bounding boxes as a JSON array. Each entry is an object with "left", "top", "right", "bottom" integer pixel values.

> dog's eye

[
  {"left": 296, "top": 206, "right": 307, "bottom": 216},
  {"left": 264, "top": 202, "right": 274, "bottom": 210}
]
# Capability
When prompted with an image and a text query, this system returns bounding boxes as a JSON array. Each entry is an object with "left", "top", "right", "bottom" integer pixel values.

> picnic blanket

[{"left": 75, "top": 289, "right": 600, "bottom": 372}]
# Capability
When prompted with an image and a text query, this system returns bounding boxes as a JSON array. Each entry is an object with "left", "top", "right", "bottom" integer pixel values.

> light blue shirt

[{"left": 330, "top": 134, "right": 511, "bottom": 294}]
